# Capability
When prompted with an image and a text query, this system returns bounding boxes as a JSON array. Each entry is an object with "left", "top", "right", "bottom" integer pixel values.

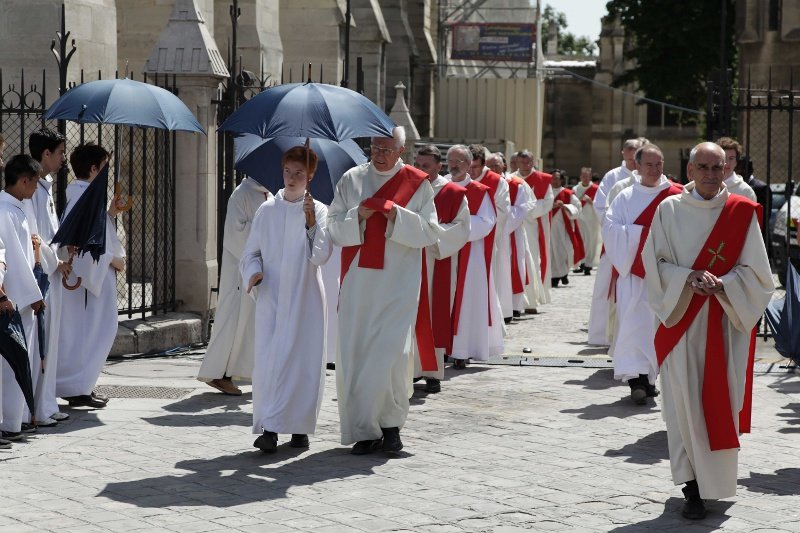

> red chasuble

[
  {"left": 430, "top": 183, "right": 468, "bottom": 351},
  {"left": 552, "top": 188, "right": 585, "bottom": 265},
  {"left": 654, "top": 195, "right": 759, "bottom": 451},
  {"left": 507, "top": 177, "right": 528, "bottom": 294},
  {"left": 339, "top": 165, "right": 435, "bottom": 370},
  {"left": 523, "top": 171, "right": 552, "bottom": 282},
  {"left": 450, "top": 181, "right": 495, "bottom": 352}
]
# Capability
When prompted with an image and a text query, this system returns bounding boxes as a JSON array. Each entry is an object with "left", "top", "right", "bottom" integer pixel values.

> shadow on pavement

[
  {"left": 97, "top": 447, "right": 393, "bottom": 507},
  {"left": 564, "top": 368, "right": 619, "bottom": 390},
  {"left": 777, "top": 403, "right": 800, "bottom": 434},
  {"left": 161, "top": 391, "right": 252, "bottom": 413},
  {"left": 604, "top": 430, "right": 669, "bottom": 465},
  {"left": 441, "top": 366, "right": 490, "bottom": 382},
  {"left": 767, "top": 373, "right": 800, "bottom": 394},
  {"left": 44, "top": 410, "right": 104, "bottom": 434},
  {"left": 561, "top": 396, "right": 659, "bottom": 420},
  {"left": 608, "top": 497, "right": 732, "bottom": 532},
  {"left": 740, "top": 468, "right": 800, "bottom": 496},
  {"left": 143, "top": 411, "right": 252, "bottom": 428}
]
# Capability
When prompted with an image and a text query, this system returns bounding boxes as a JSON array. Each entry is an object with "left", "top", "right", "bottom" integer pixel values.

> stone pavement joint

[{"left": 2, "top": 274, "right": 800, "bottom": 532}]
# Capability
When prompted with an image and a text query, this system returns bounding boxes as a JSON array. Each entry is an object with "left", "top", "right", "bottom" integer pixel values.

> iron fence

[{"left": 0, "top": 68, "right": 176, "bottom": 318}]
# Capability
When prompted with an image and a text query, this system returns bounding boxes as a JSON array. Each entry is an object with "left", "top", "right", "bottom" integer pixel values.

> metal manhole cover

[{"left": 94, "top": 385, "right": 193, "bottom": 399}]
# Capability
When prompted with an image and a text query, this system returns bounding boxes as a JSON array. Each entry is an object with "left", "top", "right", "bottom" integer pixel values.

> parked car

[{"left": 770, "top": 188, "right": 800, "bottom": 284}]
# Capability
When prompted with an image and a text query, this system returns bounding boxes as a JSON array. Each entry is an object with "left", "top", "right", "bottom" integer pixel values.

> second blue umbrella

[{"left": 234, "top": 135, "right": 367, "bottom": 205}]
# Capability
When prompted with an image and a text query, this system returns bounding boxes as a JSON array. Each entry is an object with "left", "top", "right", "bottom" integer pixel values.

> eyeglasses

[
  {"left": 446, "top": 158, "right": 466, "bottom": 165},
  {"left": 370, "top": 145, "right": 398, "bottom": 156}
]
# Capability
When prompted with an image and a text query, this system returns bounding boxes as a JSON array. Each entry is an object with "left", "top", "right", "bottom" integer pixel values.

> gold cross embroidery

[{"left": 707, "top": 241, "right": 726, "bottom": 268}]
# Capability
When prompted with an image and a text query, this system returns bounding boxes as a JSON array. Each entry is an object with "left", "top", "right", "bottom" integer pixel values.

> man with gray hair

[
  {"left": 642, "top": 141, "right": 773, "bottom": 518},
  {"left": 328, "top": 127, "right": 439, "bottom": 456},
  {"left": 587, "top": 137, "right": 647, "bottom": 346},
  {"left": 603, "top": 143, "right": 681, "bottom": 405},
  {"left": 444, "top": 145, "right": 501, "bottom": 369}
]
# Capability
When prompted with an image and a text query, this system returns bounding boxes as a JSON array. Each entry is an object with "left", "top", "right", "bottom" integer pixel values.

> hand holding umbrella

[{"left": 303, "top": 190, "right": 316, "bottom": 228}]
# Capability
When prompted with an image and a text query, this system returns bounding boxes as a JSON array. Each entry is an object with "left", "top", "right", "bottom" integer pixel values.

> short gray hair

[
  {"left": 635, "top": 143, "right": 663, "bottom": 163},
  {"left": 515, "top": 149, "right": 534, "bottom": 160},
  {"left": 689, "top": 141, "right": 725, "bottom": 164},
  {"left": 372, "top": 126, "right": 406, "bottom": 148},
  {"left": 447, "top": 144, "right": 472, "bottom": 163},
  {"left": 623, "top": 138, "right": 647, "bottom": 151}
]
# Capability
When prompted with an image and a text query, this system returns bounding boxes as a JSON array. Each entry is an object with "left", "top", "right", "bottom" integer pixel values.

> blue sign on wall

[{"left": 451, "top": 23, "right": 535, "bottom": 62}]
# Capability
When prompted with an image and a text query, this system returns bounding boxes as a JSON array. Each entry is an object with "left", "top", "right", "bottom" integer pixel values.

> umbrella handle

[
  {"left": 61, "top": 253, "right": 82, "bottom": 291},
  {"left": 114, "top": 182, "right": 134, "bottom": 213}
]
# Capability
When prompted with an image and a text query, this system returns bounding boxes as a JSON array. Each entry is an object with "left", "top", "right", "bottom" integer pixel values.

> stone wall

[
  {"left": 214, "top": 0, "right": 282, "bottom": 82},
  {"left": 279, "top": 0, "right": 344, "bottom": 84},
  {"left": 0, "top": 0, "right": 118, "bottom": 105},
  {"left": 116, "top": 0, "right": 214, "bottom": 80}
]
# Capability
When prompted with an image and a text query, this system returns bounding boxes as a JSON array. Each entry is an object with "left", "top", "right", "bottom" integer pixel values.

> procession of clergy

[{"left": 0, "top": 124, "right": 775, "bottom": 520}]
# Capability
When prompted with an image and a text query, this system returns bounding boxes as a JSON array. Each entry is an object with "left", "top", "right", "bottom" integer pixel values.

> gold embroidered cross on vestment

[{"left": 707, "top": 241, "right": 727, "bottom": 268}]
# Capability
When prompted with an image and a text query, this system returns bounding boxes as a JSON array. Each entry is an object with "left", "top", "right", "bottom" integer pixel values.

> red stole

[
  {"left": 507, "top": 177, "right": 527, "bottom": 294},
  {"left": 430, "top": 183, "right": 468, "bottom": 352},
  {"left": 451, "top": 181, "right": 495, "bottom": 348},
  {"left": 552, "top": 188, "right": 585, "bottom": 265},
  {"left": 655, "top": 195, "right": 758, "bottom": 451},
  {"left": 340, "top": 165, "right": 428, "bottom": 280},
  {"left": 579, "top": 183, "right": 599, "bottom": 206},
  {"left": 608, "top": 184, "right": 682, "bottom": 299},
  {"left": 524, "top": 171, "right": 552, "bottom": 282}
]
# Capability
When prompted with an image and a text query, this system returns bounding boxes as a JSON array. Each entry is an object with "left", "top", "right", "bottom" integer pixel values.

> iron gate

[{"left": 0, "top": 68, "right": 177, "bottom": 318}]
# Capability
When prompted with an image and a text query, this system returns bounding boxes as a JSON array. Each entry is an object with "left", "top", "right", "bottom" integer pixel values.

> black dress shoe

[
  {"left": 512, "top": 311, "right": 521, "bottom": 318},
  {"left": 452, "top": 358, "right": 467, "bottom": 370},
  {"left": 425, "top": 378, "right": 441, "bottom": 393},
  {"left": 381, "top": 427, "right": 403, "bottom": 454},
  {"left": 504, "top": 317, "right": 513, "bottom": 324},
  {"left": 681, "top": 480, "right": 706, "bottom": 519},
  {"left": 561, "top": 276, "right": 569, "bottom": 285},
  {"left": 65, "top": 395, "right": 107, "bottom": 408},
  {"left": 551, "top": 278, "right": 559, "bottom": 288},
  {"left": 351, "top": 438, "right": 383, "bottom": 455},
  {"left": 20, "top": 423, "right": 37, "bottom": 433},
  {"left": 253, "top": 430, "right": 278, "bottom": 453},
  {"left": 91, "top": 390, "right": 109, "bottom": 403},
  {"left": 326, "top": 363, "right": 336, "bottom": 370},
  {"left": 583, "top": 266, "right": 592, "bottom": 275},
  {"left": 289, "top": 434, "right": 309, "bottom": 448},
  {"left": 640, "top": 374, "right": 659, "bottom": 397},
  {"left": 1, "top": 431, "right": 24, "bottom": 441}
]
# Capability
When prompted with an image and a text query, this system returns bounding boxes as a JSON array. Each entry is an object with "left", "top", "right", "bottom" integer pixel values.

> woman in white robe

[{"left": 242, "top": 147, "right": 331, "bottom": 453}]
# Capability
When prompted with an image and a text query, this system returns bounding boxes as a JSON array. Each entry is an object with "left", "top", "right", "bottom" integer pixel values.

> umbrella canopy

[
  {"left": 234, "top": 135, "right": 367, "bottom": 205},
  {"left": 44, "top": 78, "right": 205, "bottom": 133},
  {"left": 765, "top": 262, "right": 800, "bottom": 365},
  {"left": 0, "top": 310, "right": 34, "bottom": 414},
  {"left": 51, "top": 164, "right": 109, "bottom": 262},
  {"left": 218, "top": 82, "right": 395, "bottom": 141}
]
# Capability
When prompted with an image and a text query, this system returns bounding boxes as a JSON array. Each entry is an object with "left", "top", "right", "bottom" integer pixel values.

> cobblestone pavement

[{"left": 2, "top": 273, "right": 800, "bottom": 532}]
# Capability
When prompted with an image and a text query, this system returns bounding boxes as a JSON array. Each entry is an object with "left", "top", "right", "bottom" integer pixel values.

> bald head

[{"left": 688, "top": 142, "right": 726, "bottom": 200}]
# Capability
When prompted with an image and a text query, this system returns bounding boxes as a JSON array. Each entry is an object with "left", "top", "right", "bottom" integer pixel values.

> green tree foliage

[
  {"left": 541, "top": 5, "right": 597, "bottom": 56},
  {"left": 605, "top": 0, "right": 736, "bottom": 114}
]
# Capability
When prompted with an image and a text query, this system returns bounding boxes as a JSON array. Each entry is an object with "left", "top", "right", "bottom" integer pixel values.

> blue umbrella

[
  {"left": 234, "top": 135, "right": 367, "bottom": 205},
  {"left": 43, "top": 78, "right": 204, "bottom": 133},
  {"left": 218, "top": 82, "right": 395, "bottom": 141},
  {"left": 32, "top": 240, "right": 49, "bottom": 373},
  {"left": 51, "top": 164, "right": 109, "bottom": 282},
  {"left": 766, "top": 262, "right": 800, "bottom": 365},
  {"left": 0, "top": 309, "right": 34, "bottom": 414}
]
